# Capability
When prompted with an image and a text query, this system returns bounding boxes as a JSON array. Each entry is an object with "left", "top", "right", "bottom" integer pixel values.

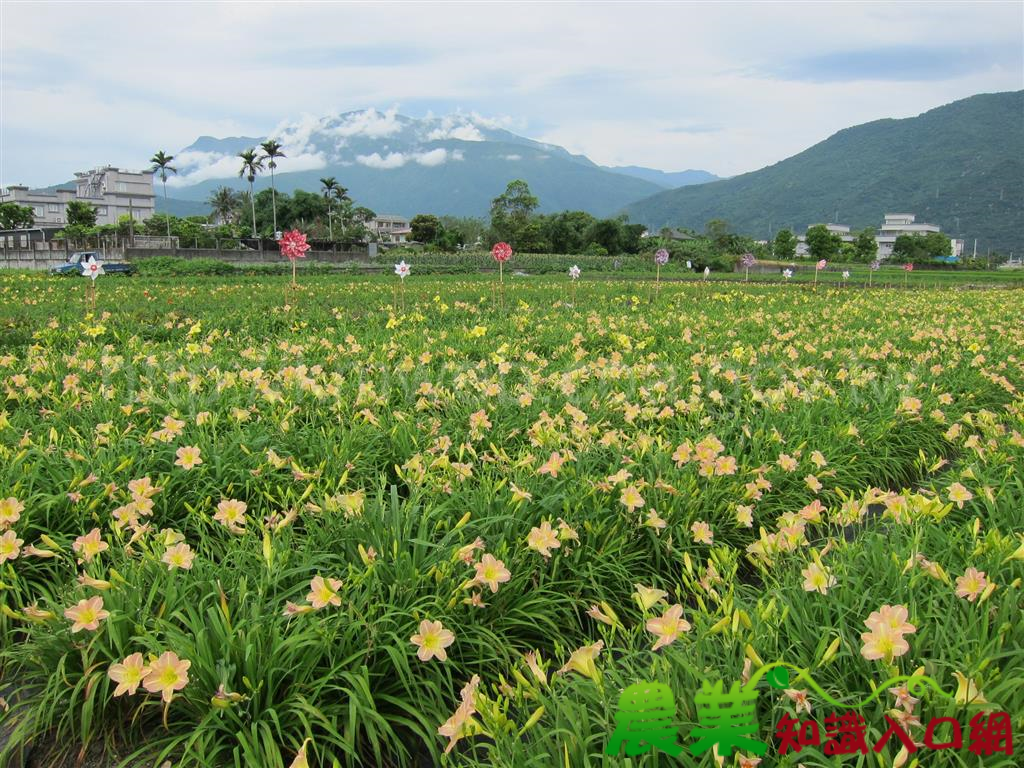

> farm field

[{"left": 0, "top": 272, "right": 1022, "bottom": 768}]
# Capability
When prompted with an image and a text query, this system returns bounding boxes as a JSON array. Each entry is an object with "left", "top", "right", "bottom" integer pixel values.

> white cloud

[
  {"left": 414, "top": 148, "right": 449, "bottom": 166},
  {"left": 357, "top": 147, "right": 462, "bottom": 169},
  {"left": 172, "top": 149, "right": 228, "bottom": 173},
  {"left": 356, "top": 151, "right": 408, "bottom": 169},
  {"left": 503, "top": 154, "right": 522, "bottom": 161},
  {"left": 328, "top": 107, "right": 403, "bottom": 138},
  {"left": 425, "top": 115, "right": 486, "bottom": 142},
  {"left": 166, "top": 154, "right": 240, "bottom": 186},
  {"left": 166, "top": 148, "right": 327, "bottom": 187}
]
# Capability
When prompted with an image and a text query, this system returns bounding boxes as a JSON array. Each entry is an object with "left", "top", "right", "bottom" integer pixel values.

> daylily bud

[
  {"left": 518, "top": 705, "right": 545, "bottom": 735},
  {"left": 744, "top": 644, "right": 765, "bottom": 668},
  {"left": 820, "top": 636, "right": 842, "bottom": 665}
]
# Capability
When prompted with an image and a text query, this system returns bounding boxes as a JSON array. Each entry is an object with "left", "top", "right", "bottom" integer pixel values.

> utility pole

[{"left": 128, "top": 198, "right": 135, "bottom": 247}]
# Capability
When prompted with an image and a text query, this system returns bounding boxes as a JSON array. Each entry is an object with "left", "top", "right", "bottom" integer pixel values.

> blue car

[{"left": 51, "top": 251, "right": 137, "bottom": 276}]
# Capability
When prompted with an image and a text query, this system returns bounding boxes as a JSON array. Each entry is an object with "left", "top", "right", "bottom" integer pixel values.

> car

[{"left": 50, "top": 251, "right": 137, "bottom": 276}]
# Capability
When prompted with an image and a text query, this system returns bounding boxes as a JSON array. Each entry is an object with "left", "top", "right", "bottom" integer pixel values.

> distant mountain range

[
  {"left": 624, "top": 91, "right": 1024, "bottom": 255},
  {"left": 160, "top": 111, "right": 717, "bottom": 219}
]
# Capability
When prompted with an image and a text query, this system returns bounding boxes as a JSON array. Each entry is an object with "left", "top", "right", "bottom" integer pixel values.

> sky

[{"left": 2, "top": 0, "right": 1022, "bottom": 188}]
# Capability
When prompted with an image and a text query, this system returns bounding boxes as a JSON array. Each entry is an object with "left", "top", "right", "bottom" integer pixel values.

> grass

[{"left": 0, "top": 271, "right": 1021, "bottom": 767}]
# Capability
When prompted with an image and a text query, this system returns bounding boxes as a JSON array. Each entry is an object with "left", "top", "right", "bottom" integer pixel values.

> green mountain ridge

[{"left": 623, "top": 91, "right": 1024, "bottom": 256}]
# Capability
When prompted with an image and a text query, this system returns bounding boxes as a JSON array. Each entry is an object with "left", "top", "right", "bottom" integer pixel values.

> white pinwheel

[
  {"left": 81, "top": 255, "right": 105, "bottom": 281},
  {"left": 394, "top": 260, "right": 411, "bottom": 279}
]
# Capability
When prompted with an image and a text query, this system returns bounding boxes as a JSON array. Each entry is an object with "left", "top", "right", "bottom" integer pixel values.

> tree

[
  {"left": 66, "top": 199, "right": 98, "bottom": 228},
  {"left": 410, "top": 214, "right": 441, "bottom": 244},
  {"left": 260, "top": 139, "right": 286, "bottom": 235},
  {"left": 440, "top": 216, "right": 487, "bottom": 248},
  {"left": 208, "top": 187, "right": 239, "bottom": 225},
  {"left": 290, "top": 190, "right": 328, "bottom": 230},
  {"left": 540, "top": 211, "right": 594, "bottom": 254},
  {"left": 705, "top": 219, "right": 731, "bottom": 251},
  {"left": 773, "top": 229, "right": 797, "bottom": 260},
  {"left": 805, "top": 224, "right": 841, "bottom": 261},
  {"left": 150, "top": 150, "right": 177, "bottom": 240},
  {"left": 586, "top": 218, "right": 623, "bottom": 255},
  {"left": 490, "top": 179, "right": 539, "bottom": 249},
  {"left": 854, "top": 227, "right": 878, "bottom": 262},
  {"left": 320, "top": 177, "right": 339, "bottom": 240},
  {"left": 892, "top": 232, "right": 951, "bottom": 264},
  {"left": 237, "top": 149, "right": 264, "bottom": 237},
  {"left": 0, "top": 202, "right": 34, "bottom": 229}
]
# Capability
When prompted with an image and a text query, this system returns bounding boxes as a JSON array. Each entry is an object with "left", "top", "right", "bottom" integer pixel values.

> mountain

[
  {"left": 156, "top": 196, "right": 209, "bottom": 217},
  {"left": 624, "top": 91, "right": 1024, "bottom": 256},
  {"left": 164, "top": 111, "right": 672, "bottom": 218},
  {"left": 603, "top": 166, "right": 720, "bottom": 188}
]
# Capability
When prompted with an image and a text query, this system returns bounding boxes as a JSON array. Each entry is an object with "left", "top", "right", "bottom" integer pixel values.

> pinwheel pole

[
  {"left": 491, "top": 242, "right": 512, "bottom": 311},
  {"left": 278, "top": 229, "right": 311, "bottom": 305},
  {"left": 81, "top": 255, "right": 104, "bottom": 312},
  {"left": 654, "top": 249, "right": 669, "bottom": 299},
  {"left": 741, "top": 253, "right": 756, "bottom": 283},
  {"left": 394, "top": 261, "right": 411, "bottom": 312}
]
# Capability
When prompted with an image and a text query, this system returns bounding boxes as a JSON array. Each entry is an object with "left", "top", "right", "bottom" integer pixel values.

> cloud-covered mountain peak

[{"left": 169, "top": 109, "right": 559, "bottom": 187}]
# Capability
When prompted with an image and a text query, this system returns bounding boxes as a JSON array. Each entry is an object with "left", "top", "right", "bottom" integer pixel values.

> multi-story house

[
  {"left": 371, "top": 214, "right": 412, "bottom": 243},
  {"left": 0, "top": 166, "right": 155, "bottom": 227}
]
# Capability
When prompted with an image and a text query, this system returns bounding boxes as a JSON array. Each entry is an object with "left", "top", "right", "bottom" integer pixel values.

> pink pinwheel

[
  {"left": 491, "top": 242, "right": 512, "bottom": 263},
  {"left": 654, "top": 248, "right": 669, "bottom": 292},
  {"left": 868, "top": 258, "right": 881, "bottom": 287},
  {"left": 814, "top": 258, "right": 827, "bottom": 287},
  {"left": 903, "top": 263, "right": 914, "bottom": 271},
  {"left": 741, "top": 252, "right": 756, "bottom": 281},
  {"left": 279, "top": 229, "right": 310, "bottom": 287},
  {"left": 491, "top": 242, "right": 512, "bottom": 298},
  {"left": 279, "top": 230, "right": 310, "bottom": 261}
]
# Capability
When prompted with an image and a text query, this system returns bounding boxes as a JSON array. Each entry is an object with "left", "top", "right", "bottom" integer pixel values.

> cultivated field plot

[{"left": 0, "top": 273, "right": 1022, "bottom": 768}]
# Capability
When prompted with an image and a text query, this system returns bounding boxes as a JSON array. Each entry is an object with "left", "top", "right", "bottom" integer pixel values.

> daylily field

[{"left": 0, "top": 272, "right": 1022, "bottom": 768}]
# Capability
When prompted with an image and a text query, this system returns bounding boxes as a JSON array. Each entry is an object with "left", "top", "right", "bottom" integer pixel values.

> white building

[
  {"left": 371, "top": 214, "right": 411, "bottom": 244},
  {"left": 875, "top": 213, "right": 961, "bottom": 259},
  {"left": 0, "top": 166, "right": 155, "bottom": 227},
  {"left": 795, "top": 222, "right": 855, "bottom": 257}
]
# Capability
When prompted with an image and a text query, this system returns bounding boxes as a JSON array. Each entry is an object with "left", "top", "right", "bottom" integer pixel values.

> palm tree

[
  {"left": 238, "top": 149, "right": 264, "bottom": 237},
  {"left": 149, "top": 150, "right": 177, "bottom": 240},
  {"left": 333, "top": 185, "right": 352, "bottom": 239},
  {"left": 320, "top": 177, "right": 339, "bottom": 240},
  {"left": 259, "top": 140, "right": 286, "bottom": 235},
  {"left": 207, "top": 186, "right": 239, "bottom": 226}
]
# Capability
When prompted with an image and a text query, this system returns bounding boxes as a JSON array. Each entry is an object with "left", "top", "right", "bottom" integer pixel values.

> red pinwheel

[
  {"left": 491, "top": 242, "right": 512, "bottom": 263},
  {"left": 279, "top": 230, "right": 311, "bottom": 261}
]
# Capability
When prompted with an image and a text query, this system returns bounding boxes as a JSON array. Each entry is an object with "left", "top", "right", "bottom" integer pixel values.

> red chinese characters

[{"left": 774, "top": 713, "right": 1013, "bottom": 757}]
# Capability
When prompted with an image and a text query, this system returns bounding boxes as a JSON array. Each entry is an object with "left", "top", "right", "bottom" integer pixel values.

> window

[
  {"left": 34, "top": 206, "right": 45, "bottom": 216},
  {"left": 48, "top": 203, "right": 61, "bottom": 213},
  {"left": 20, "top": 235, "right": 28, "bottom": 247},
  {"left": 97, "top": 207, "right": 108, "bottom": 216},
  {"left": 116, "top": 182, "right": 128, "bottom": 192}
]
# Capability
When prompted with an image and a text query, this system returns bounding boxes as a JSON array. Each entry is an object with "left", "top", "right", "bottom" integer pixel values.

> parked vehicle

[{"left": 50, "top": 251, "right": 136, "bottom": 276}]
